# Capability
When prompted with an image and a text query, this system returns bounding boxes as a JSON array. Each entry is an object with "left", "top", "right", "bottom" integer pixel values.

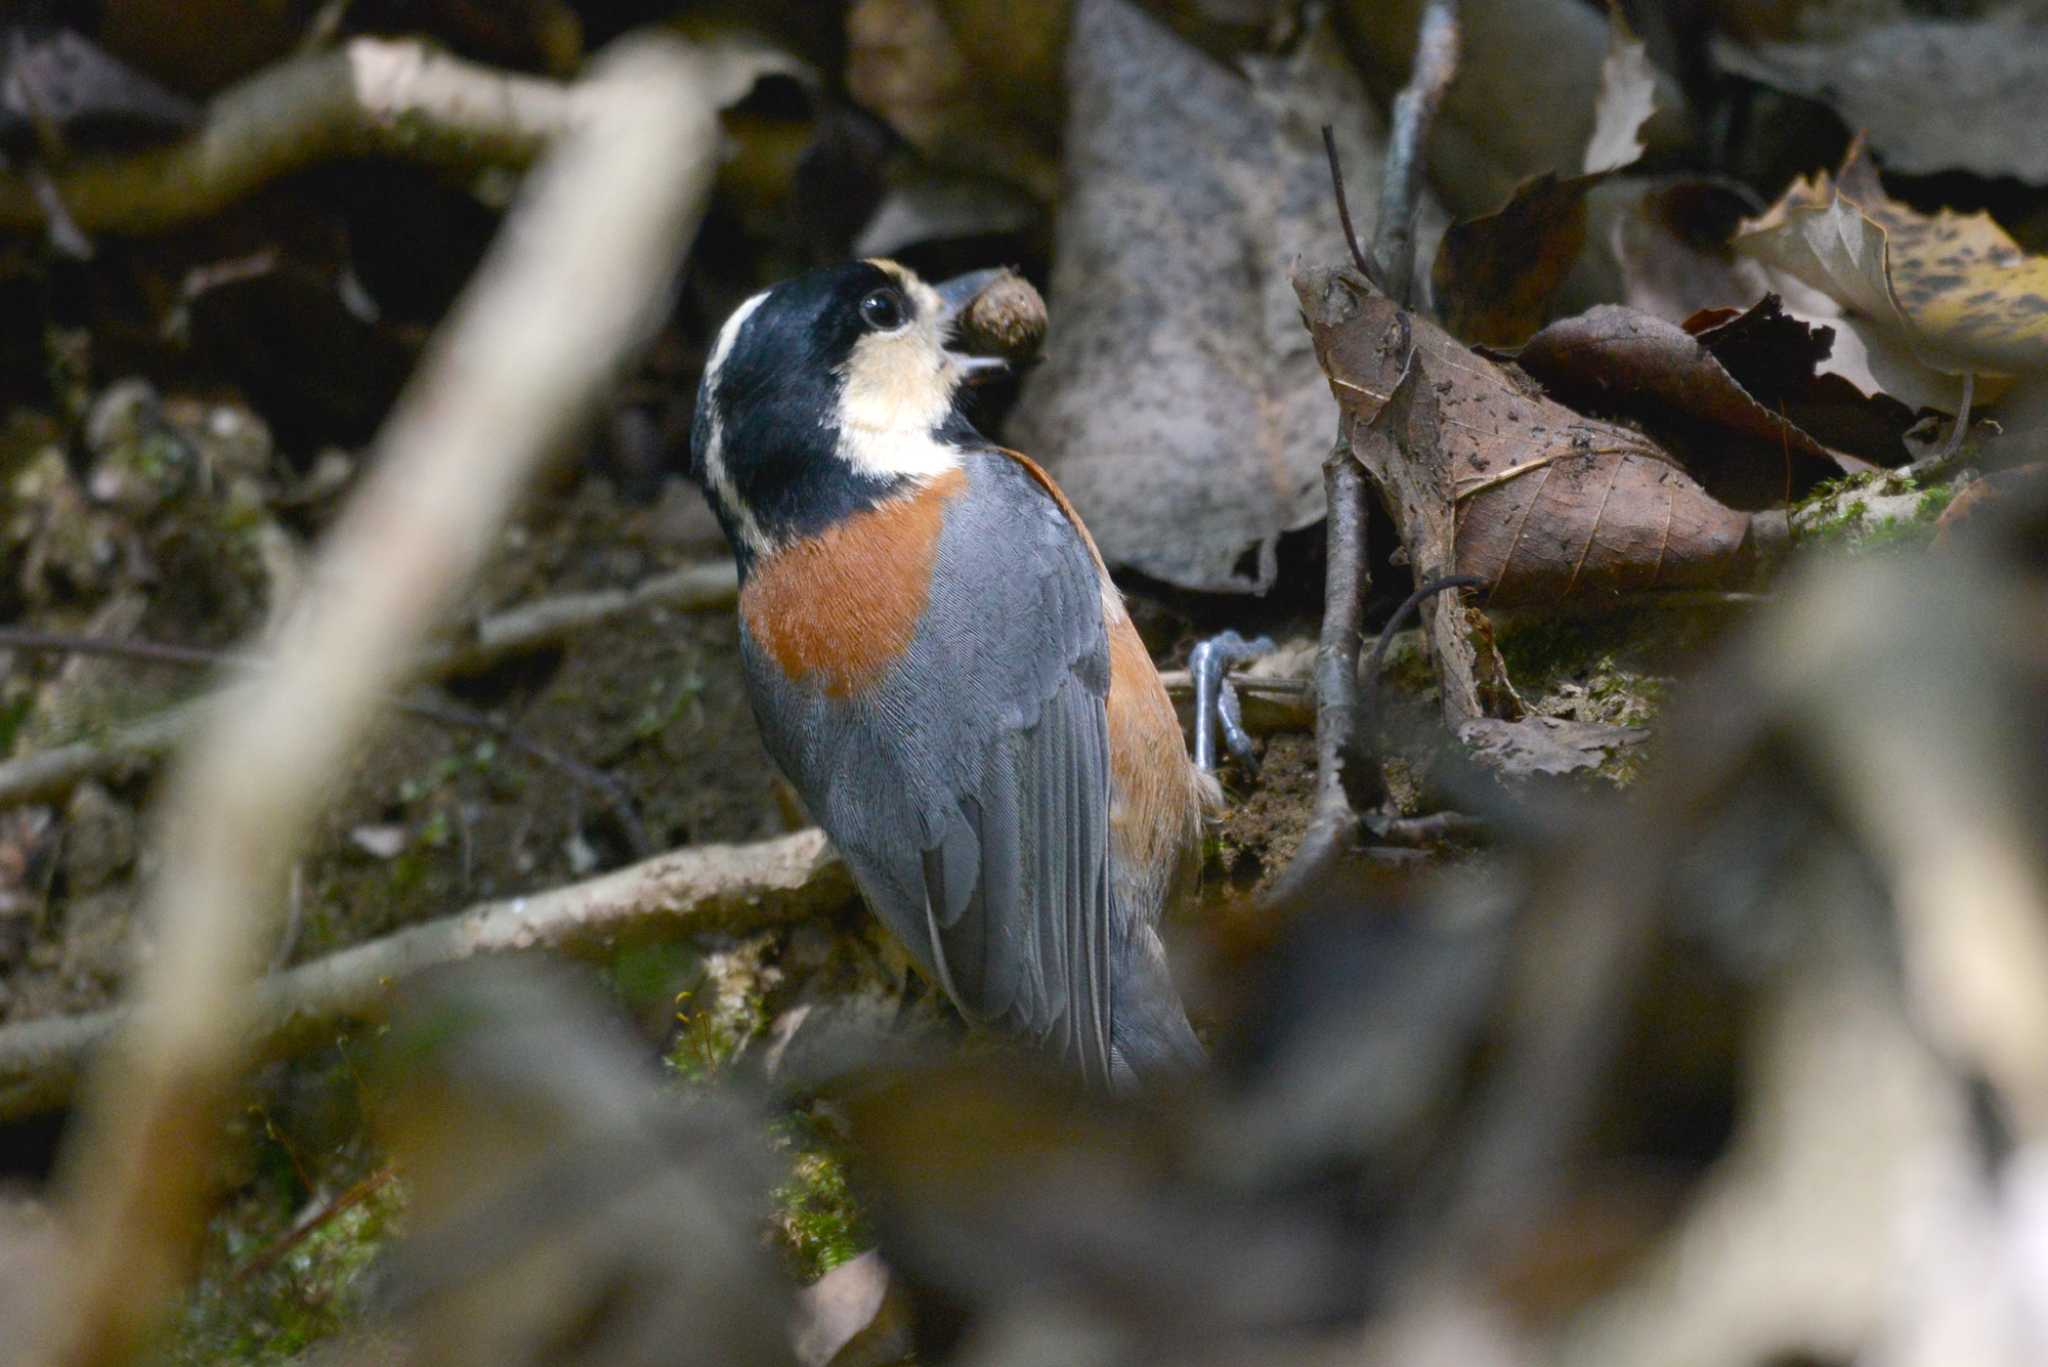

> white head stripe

[
  {"left": 705, "top": 290, "right": 769, "bottom": 389},
  {"left": 699, "top": 290, "right": 776, "bottom": 555}
]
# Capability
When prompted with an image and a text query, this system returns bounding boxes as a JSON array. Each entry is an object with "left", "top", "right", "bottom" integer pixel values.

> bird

[{"left": 688, "top": 259, "right": 1209, "bottom": 1091}]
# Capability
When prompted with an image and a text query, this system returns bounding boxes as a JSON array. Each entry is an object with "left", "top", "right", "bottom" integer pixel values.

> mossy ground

[{"left": 1790, "top": 467, "right": 1957, "bottom": 554}]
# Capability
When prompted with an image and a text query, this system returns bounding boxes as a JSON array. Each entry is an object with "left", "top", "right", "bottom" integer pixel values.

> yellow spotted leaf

[{"left": 1734, "top": 138, "right": 2048, "bottom": 378}]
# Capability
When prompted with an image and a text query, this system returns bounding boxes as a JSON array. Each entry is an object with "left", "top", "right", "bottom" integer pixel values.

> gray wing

[{"left": 741, "top": 454, "right": 1117, "bottom": 1087}]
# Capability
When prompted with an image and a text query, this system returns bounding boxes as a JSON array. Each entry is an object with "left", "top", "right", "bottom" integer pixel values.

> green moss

[
  {"left": 632, "top": 669, "right": 707, "bottom": 742},
  {"left": 1791, "top": 469, "right": 1953, "bottom": 553},
  {"left": 170, "top": 1165, "right": 403, "bottom": 1365},
  {"left": 657, "top": 935, "right": 778, "bottom": 1084},
  {"left": 768, "top": 1113, "right": 871, "bottom": 1283}
]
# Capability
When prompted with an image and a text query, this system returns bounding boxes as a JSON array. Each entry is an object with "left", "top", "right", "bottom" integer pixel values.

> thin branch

[
  {"left": 1371, "top": 0, "right": 1461, "bottom": 306},
  {"left": 1263, "top": 431, "right": 1373, "bottom": 908},
  {"left": 1359, "top": 574, "right": 1487, "bottom": 743},
  {"left": 38, "top": 36, "right": 724, "bottom": 1364},
  {"left": 0, "top": 629, "right": 258, "bottom": 669},
  {"left": 0, "top": 560, "right": 737, "bottom": 812},
  {"left": 229, "top": 1164, "right": 398, "bottom": 1287},
  {"left": 413, "top": 559, "right": 738, "bottom": 679},
  {"left": 0, "top": 630, "right": 655, "bottom": 858},
  {"left": 1321, "top": 124, "right": 1374, "bottom": 282},
  {"left": 0, "top": 830, "right": 849, "bottom": 1125},
  {"left": 1159, "top": 671, "right": 1310, "bottom": 698}
]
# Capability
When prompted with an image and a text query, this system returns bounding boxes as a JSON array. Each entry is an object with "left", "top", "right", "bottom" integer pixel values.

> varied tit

[{"left": 689, "top": 260, "right": 1208, "bottom": 1091}]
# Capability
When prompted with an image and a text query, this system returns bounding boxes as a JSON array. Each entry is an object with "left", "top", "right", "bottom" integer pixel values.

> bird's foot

[{"left": 1189, "top": 630, "right": 1274, "bottom": 776}]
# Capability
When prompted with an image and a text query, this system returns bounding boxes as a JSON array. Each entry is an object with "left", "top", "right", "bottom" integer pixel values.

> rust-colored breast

[{"left": 740, "top": 469, "right": 968, "bottom": 697}]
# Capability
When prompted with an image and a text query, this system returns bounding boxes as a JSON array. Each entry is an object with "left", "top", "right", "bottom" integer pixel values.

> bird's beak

[{"left": 935, "top": 268, "right": 1012, "bottom": 384}]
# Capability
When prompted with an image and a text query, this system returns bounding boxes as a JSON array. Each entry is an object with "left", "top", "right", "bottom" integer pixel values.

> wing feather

[{"left": 744, "top": 451, "right": 1119, "bottom": 1085}]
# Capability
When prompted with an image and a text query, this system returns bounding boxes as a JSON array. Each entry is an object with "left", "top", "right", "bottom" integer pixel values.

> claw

[{"left": 1189, "top": 630, "right": 1275, "bottom": 775}]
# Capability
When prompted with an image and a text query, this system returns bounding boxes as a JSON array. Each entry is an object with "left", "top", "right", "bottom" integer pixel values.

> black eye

[{"left": 858, "top": 288, "right": 908, "bottom": 331}]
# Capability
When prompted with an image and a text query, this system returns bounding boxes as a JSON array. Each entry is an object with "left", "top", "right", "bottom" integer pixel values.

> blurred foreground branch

[
  {"left": 0, "top": 34, "right": 784, "bottom": 237},
  {"left": 0, "top": 38, "right": 567, "bottom": 235},
  {"left": 28, "top": 34, "right": 722, "bottom": 1366},
  {"left": 0, "top": 829, "right": 848, "bottom": 1125}
]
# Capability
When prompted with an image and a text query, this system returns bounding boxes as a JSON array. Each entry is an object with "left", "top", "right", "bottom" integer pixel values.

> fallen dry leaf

[
  {"left": 1012, "top": 0, "right": 1400, "bottom": 593},
  {"left": 1431, "top": 7, "right": 1660, "bottom": 349},
  {"left": 1297, "top": 266, "right": 1769, "bottom": 613},
  {"left": 1512, "top": 304, "right": 1866, "bottom": 507},
  {"left": 1433, "top": 172, "right": 1604, "bottom": 349},
  {"left": 1684, "top": 296, "right": 1918, "bottom": 466},
  {"left": 1734, "top": 139, "right": 2048, "bottom": 381},
  {"left": 1437, "top": 176, "right": 1768, "bottom": 348},
  {"left": 1575, "top": 174, "right": 1964, "bottom": 414}
]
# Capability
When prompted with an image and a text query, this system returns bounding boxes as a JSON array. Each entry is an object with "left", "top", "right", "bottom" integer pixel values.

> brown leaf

[
  {"left": 1433, "top": 172, "right": 1602, "bottom": 348},
  {"left": 1352, "top": 360, "right": 1518, "bottom": 723},
  {"left": 1436, "top": 176, "right": 1766, "bottom": 351},
  {"left": 1685, "top": 296, "right": 1919, "bottom": 465},
  {"left": 1513, "top": 304, "right": 1864, "bottom": 507},
  {"left": 1297, "top": 267, "right": 1765, "bottom": 612}
]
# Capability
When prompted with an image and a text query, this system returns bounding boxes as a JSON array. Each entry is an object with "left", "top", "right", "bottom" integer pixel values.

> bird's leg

[{"left": 1189, "top": 630, "right": 1274, "bottom": 775}]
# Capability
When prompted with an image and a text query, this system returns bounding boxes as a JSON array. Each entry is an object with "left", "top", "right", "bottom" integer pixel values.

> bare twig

[
  {"left": 1321, "top": 124, "right": 1374, "bottom": 283},
  {"left": 1369, "top": 810, "right": 1487, "bottom": 849},
  {"left": 1262, "top": 3, "right": 1463, "bottom": 908},
  {"left": 414, "top": 559, "right": 738, "bottom": 678},
  {"left": 0, "top": 629, "right": 258, "bottom": 670},
  {"left": 35, "top": 37, "right": 723, "bottom": 1365},
  {"left": 0, "top": 631, "right": 655, "bottom": 858},
  {"left": 0, "top": 701, "right": 212, "bottom": 810},
  {"left": 0, "top": 830, "right": 849, "bottom": 1125},
  {"left": 0, "top": 560, "right": 737, "bottom": 812},
  {"left": 1371, "top": 0, "right": 1461, "bottom": 306},
  {"left": 229, "top": 1164, "right": 398, "bottom": 1287},
  {"left": 1359, "top": 574, "right": 1487, "bottom": 740},
  {"left": 1159, "top": 671, "right": 1310, "bottom": 699},
  {"left": 1263, "top": 427, "right": 1375, "bottom": 908}
]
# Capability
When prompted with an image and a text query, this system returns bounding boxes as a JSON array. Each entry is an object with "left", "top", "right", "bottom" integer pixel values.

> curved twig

[
  {"left": 0, "top": 830, "right": 849, "bottom": 1125},
  {"left": 0, "top": 560, "right": 737, "bottom": 812}
]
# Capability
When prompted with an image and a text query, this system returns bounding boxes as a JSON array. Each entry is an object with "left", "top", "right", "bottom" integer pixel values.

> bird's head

[{"left": 689, "top": 259, "right": 1007, "bottom": 567}]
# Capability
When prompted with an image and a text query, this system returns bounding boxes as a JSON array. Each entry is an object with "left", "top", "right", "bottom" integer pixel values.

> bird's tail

[{"left": 1108, "top": 923, "right": 1205, "bottom": 1092}]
